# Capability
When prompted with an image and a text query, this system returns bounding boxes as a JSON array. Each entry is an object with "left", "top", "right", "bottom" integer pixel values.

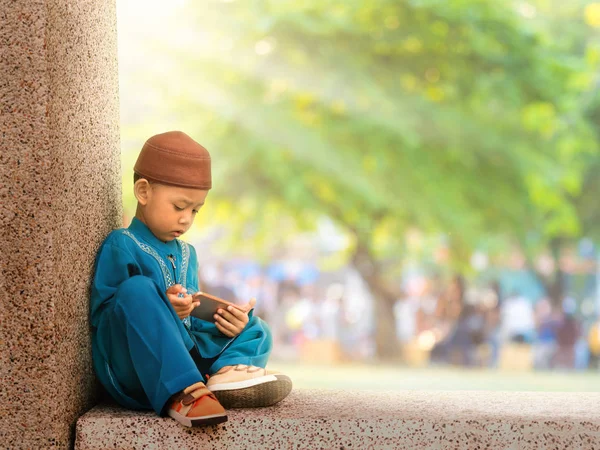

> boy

[{"left": 90, "top": 131, "right": 292, "bottom": 427}]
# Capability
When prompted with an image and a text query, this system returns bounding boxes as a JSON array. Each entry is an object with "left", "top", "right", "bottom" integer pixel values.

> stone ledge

[{"left": 75, "top": 389, "right": 600, "bottom": 449}]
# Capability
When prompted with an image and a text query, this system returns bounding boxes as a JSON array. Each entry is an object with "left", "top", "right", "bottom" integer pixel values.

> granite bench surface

[{"left": 76, "top": 388, "right": 600, "bottom": 449}]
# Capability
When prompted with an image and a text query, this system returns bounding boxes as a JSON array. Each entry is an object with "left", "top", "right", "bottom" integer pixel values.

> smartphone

[{"left": 190, "top": 291, "right": 246, "bottom": 322}]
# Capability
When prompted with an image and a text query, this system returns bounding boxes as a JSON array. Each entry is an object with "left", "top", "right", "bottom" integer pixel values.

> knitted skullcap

[{"left": 134, "top": 131, "right": 212, "bottom": 189}]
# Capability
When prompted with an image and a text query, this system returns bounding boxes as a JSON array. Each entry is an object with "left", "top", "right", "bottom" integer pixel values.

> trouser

[{"left": 92, "top": 275, "right": 272, "bottom": 414}]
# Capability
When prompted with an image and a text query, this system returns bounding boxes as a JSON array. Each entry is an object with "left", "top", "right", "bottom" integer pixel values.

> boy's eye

[
  {"left": 192, "top": 210, "right": 198, "bottom": 214},
  {"left": 174, "top": 205, "right": 185, "bottom": 211}
]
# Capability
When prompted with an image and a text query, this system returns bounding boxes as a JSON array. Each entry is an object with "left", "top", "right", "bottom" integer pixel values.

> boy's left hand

[{"left": 214, "top": 298, "right": 256, "bottom": 338}]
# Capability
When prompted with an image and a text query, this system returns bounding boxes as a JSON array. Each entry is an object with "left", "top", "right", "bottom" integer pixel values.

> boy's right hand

[{"left": 166, "top": 284, "right": 200, "bottom": 320}]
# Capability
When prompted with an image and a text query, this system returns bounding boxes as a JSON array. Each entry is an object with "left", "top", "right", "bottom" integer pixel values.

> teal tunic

[{"left": 90, "top": 218, "right": 272, "bottom": 414}]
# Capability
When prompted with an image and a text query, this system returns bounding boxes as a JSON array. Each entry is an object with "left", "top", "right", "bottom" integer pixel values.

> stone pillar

[{"left": 0, "top": 1, "right": 121, "bottom": 448}]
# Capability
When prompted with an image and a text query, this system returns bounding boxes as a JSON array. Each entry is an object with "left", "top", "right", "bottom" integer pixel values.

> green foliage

[{"left": 124, "top": 0, "right": 600, "bottom": 267}]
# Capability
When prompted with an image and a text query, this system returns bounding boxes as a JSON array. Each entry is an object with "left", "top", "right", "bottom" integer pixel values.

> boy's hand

[
  {"left": 166, "top": 284, "right": 200, "bottom": 320},
  {"left": 214, "top": 298, "right": 256, "bottom": 338}
]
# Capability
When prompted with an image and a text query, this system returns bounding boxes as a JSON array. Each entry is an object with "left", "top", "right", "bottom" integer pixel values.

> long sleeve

[{"left": 90, "top": 242, "right": 141, "bottom": 328}]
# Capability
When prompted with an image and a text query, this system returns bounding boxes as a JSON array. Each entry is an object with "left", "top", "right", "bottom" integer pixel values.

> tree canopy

[{"left": 145, "top": 1, "right": 596, "bottom": 262}]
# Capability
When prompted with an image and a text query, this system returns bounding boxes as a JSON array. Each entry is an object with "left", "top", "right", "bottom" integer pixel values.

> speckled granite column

[{"left": 0, "top": 1, "right": 120, "bottom": 448}]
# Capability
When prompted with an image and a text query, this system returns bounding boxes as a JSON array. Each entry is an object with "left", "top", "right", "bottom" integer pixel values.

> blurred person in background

[
  {"left": 328, "top": 283, "right": 361, "bottom": 361},
  {"left": 430, "top": 275, "right": 484, "bottom": 366},
  {"left": 500, "top": 290, "right": 535, "bottom": 343},
  {"left": 553, "top": 298, "right": 582, "bottom": 370},
  {"left": 449, "top": 286, "right": 487, "bottom": 367},
  {"left": 532, "top": 298, "right": 559, "bottom": 370},
  {"left": 277, "top": 280, "right": 303, "bottom": 348},
  {"left": 414, "top": 274, "right": 442, "bottom": 338},
  {"left": 587, "top": 315, "right": 600, "bottom": 370},
  {"left": 481, "top": 281, "right": 502, "bottom": 368},
  {"left": 395, "top": 292, "right": 419, "bottom": 345}
]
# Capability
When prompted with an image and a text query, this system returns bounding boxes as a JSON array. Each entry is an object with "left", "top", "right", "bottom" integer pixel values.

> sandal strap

[
  {"left": 232, "top": 364, "right": 263, "bottom": 373},
  {"left": 182, "top": 386, "right": 213, "bottom": 406},
  {"left": 183, "top": 381, "right": 206, "bottom": 395},
  {"left": 172, "top": 382, "right": 214, "bottom": 407},
  {"left": 212, "top": 364, "right": 266, "bottom": 377}
]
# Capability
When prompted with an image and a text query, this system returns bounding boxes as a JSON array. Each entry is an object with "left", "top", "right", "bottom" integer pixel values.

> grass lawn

[{"left": 269, "top": 360, "right": 600, "bottom": 392}]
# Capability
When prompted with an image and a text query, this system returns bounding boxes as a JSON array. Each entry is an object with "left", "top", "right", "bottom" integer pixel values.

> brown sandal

[{"left": 167, "top": 382, "right": 228, "bottom": 427}]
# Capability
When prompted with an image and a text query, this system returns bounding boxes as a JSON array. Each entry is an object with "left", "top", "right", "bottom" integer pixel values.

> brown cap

[{"left": 134, "top": 131, "right": 212, "bottom": 189}]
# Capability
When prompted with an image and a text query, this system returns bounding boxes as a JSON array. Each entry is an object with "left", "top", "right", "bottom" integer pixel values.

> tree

[
  {"left": 128, "top": 0, "right": 599, "bottom": 359},
  {"left": 510, "top": 0, "right": 600, "bottom": 306}
]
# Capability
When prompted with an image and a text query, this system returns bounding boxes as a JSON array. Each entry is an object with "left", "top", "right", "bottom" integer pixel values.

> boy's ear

[{"left": 134, "top": 179, "right": 151, "bottom": 205}]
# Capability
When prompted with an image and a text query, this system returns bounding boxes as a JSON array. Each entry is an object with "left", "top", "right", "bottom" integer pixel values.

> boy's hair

[
  {"left": 133, "top": 172, "right": 147, "bottom": 184},
  {"left": 133, "top": 172, "right": 159, "bottom": 186}
]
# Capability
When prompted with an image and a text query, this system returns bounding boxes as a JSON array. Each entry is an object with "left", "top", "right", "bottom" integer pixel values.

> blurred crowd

[
  {"left": 198, "top": 259, "right": 374, "bottom": 361},
  {"left": 397, "top": 275, "right": 597, "bottom": 371},
  {"left": 198, "top": 259, "right": 600, "bottom": 371}
]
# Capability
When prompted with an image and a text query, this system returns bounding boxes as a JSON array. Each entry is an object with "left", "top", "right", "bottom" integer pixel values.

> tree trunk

[
  {"left": 547, "top": 237, "right": 566, "bottom": 307},
  {"left": 351, "top": 240, "right": 401, "bottom": 361},
  {"left": 530, "top": 237, "right": 566, "bottom": 308},
  {"left": 371, "top": 289, "right": 400, "bottom": 361}
]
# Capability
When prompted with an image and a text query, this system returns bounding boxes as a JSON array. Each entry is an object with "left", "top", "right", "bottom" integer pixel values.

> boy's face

[{"left": 135, "top": 181, "right": 208, "bottom": 242}]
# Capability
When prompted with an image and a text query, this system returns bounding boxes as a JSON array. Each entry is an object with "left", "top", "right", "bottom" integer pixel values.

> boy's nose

[{"left": 179, "top": 213, "right": 191, "bottom": 225}]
